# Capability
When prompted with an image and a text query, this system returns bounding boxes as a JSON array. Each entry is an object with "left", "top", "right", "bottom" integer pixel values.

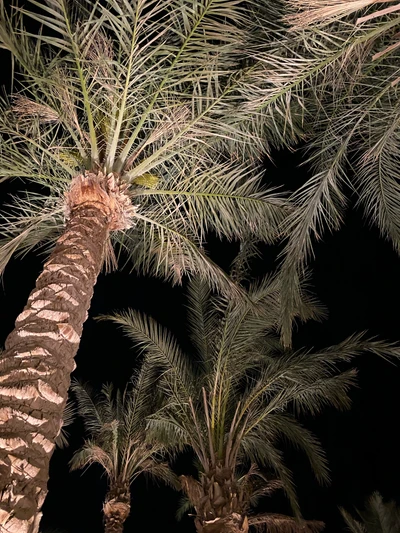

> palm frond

[
  {"left": 239, "top": 435, "right": 301, "bottom": 517},
  {"left": 54, "top": 399, "right": 75, "bottom": 449},
  {"left": 355, "top": 110, "right": 400, "bottom": 253},
  {"left": 186, "top": 277, "right": 217, "bottom": 364},
  {"left": 249, "top": 513, "right": 325, "bottom": 533},
  {"left": 262, "top": 0, "right": 400, "bottom": 344},
  {"left": 285, "top": 0, "right": 379, "bottom": 29},
  {"left": 0, "top": 191, "right": 65, "bottom": 274},
  {"left": 229, "top": 240, "right": 262, "bottom": 284},
  {"left": 1, "top": 0, "right": 298, "bottom": 291},
  {"left": 141, "top": 460, "right": 180, "bottom": 490},
  {"left": 341, "top": 491, "right": 400, "bottom": 533},
  {"left": 340, "top": 508, "right": 367, "bottom": 533},
  {"left": 117, "top": 212, "right": 244, "bottom": 300},
  {"left": 176, "top": 495, "right": 195, "bottom": 521},
  {"left": 69, "top": 441, "right": 113, "bottom": 476},
  {"left": 104, "top": 310, "right": 194, "bottom": 398},
  {"left": 261, "top": 414, "right": 330, "bottom": 485},
  {"left": 70, "top": 379, "right": 104, "bottom": 436}
]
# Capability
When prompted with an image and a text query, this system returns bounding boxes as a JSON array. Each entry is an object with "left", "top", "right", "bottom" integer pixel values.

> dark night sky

[{"left": 1, "top": 12, "right": 400, "bottom": 533}]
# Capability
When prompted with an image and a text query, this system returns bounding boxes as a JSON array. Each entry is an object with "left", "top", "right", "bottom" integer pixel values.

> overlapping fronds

[
  {"left": 0, "top": 191, "right": 65, "bottom": 274},
  {"left": 248, "top": 0, "right": 400, "bottom": 345},
  {"left": 104, "top": 309, "right": 195, "bottom": 399},
  {"left": 70, "top": 376, "right": 176, "bottom": 488},
  {"left": 107, "top": 263, "right": 400, "bottom": 520},
  {"left": 340, "top": 491, "right": 400, "bottom": 533},
  {"left": 285, "top": 0, "right": 381, "bottom": 29},
  {"left": 108, "top": 154, "right": 288, "bottom": 296},
  {"left": 0, "top": 0, "right": 294, "bottom": 291}
]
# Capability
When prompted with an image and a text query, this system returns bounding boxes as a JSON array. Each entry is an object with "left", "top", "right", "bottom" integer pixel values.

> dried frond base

[
  {"left": 200, "top": 513, "right": 249, "bottom": 533},
  {"left": 65, "top": 171, "right": 136, "bottom": 231}
]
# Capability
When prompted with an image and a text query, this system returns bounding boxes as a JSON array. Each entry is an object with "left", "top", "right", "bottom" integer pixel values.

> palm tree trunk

[
  {"left": 103, "top": 483, "right": 131, "bottom": 533},
  {"left": 182, "top": 467, "right": 249, "bottom": 533},
  {"left": 0, "top": 171, "right": 133, "bottom": 533}
]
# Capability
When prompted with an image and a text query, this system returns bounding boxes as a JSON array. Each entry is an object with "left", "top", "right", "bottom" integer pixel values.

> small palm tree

[
  {"left": 243, "top": 0, "right": 400, "bottom": 345},
  {"left": 106, "top": 260, "right": 398, "bottom": 533},
  {"left": 0, "top": 1, "right": 294, "bottom": 529},
  {"left": 70, "top": 371, "right": 177, "bottom": 533},
  {"left": 341, "top": 492, "right": 400, "bottom": 533}
]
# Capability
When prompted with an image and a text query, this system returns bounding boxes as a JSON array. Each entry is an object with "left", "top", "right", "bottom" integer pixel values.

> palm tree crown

[
  {"left": 0, "top": 0, "right": 291, "bottom": 289},
  {"left": 70, "top": 374, "right": 177, "bottom": 532}
]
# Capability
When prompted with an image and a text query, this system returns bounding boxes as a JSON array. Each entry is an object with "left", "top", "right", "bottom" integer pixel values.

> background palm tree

[
  {"left": 0, "top": 1, "right": 296, "bottom": 529},
  {"left": 243, "top": 0, "right": 400, "bottom": 346},
  {"left": 106, "top": 253, "right": 399, "bottom": 533},
  {"left": 340, "top": 492, "right": 400, "bottom": 533},
  {"left": 69, "top": 373, "right": 177, "bottom": 533}
]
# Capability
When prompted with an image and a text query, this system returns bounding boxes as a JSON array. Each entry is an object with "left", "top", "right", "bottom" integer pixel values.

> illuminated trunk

[
  {"left": 0, "top": 172, "right": 134, "bottom": 533},
  {"left": 103, "top": 480, "right": 131, "bottom": 533},
  {"left": 182, "top": 465, "right": 249, "bottom": 533}
]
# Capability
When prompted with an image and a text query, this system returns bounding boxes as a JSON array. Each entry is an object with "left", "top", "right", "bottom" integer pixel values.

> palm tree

[
  {"left": 0, "top": 1, "right": 295, "bottom": 529},
  {"left": 69, "top": 374, "right": 177, "bottom": 533},
  {"left": 106, "top": 264, "right": 399, "bottom": 533},
  {"left": 242, "top": 0, "right": 400, "bottom": 346},
  {"left": 340, "top": 492, "right": 400, "bottom": 533}
]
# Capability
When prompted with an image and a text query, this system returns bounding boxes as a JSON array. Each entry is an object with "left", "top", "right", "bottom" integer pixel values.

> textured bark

[
  {"left": 103, "top": 480, "right": 131, "bottom": 533},
  {"left": 0, "top": 172, "right": 134, "bottom": 533},
  {"left": 182, "top": 464, "right": 249, "bottom": 533}
]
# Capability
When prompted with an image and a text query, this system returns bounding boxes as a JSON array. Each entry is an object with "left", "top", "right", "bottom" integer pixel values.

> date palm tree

[
  {"left": 0, "top": 1, "right": 296, "bottom": 530},
  {"left": 340, "top": 492, "right": 400, "bottom": 533},
  {"left": 244, "top": 0, "right": 400, "bottom": 345},
  {"left": 69, "top": 374, "right": 177, "bottom": 533},
  {"left": 106, "top": 260, "right": 399, "bottom": 533}
]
